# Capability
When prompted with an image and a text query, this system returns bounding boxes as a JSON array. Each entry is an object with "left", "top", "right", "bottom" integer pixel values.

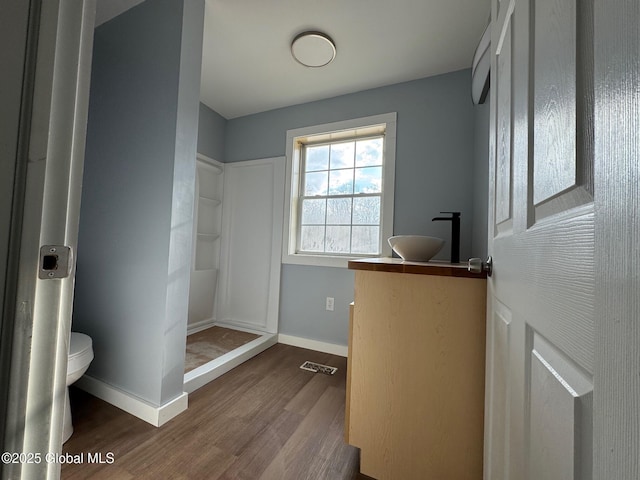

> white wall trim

[
  {"left": 278, "top": 334, "right": 348, "bottom": 357},
  {"left": 75, "top": 375, "right": 188, "bottom": 427}
]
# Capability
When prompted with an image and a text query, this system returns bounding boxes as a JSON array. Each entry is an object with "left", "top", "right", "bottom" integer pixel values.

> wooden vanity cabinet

[{"left": 346, "top": 260, "right": 487, "bottom": 480}]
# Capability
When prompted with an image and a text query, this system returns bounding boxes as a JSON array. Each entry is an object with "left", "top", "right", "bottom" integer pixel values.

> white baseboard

[
  {"left": 75, "top": 375, "right": 188, "bottom": 427},
  {"left": 277, "top": 334, "right": 348, "bottom": 357}
]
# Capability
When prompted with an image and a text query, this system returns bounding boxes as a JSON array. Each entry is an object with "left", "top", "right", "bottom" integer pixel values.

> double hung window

[
  {"left": 299, "top": 137, "right": 384, "bottom": 255},
  {"left": 283, "top": 113, "right": 396, "bottom": 268}
]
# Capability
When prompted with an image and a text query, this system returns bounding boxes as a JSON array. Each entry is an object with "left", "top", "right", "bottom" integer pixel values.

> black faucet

[{"left": 431, "top": 211, "right": 460, "bottom": 264}]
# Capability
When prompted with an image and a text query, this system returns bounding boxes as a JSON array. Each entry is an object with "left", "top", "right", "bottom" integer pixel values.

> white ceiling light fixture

[{"left": 291, "top": 31, "right": 336, "bottom": 68}]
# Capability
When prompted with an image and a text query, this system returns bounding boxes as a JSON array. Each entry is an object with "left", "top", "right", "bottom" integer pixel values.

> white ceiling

[
  {"left": 201, "top": 0, "right": 490, "bottom": 119},
  {"left": 97, "top": 0, "right": 491, "bottom": 120}
]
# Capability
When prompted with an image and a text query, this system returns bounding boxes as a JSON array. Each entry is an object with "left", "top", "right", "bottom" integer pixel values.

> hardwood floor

[
  {"left": 185, "top": 326, "right": 260, "bottom": 373},
  {"left": 62, "top": 344, "right": 366, "bottom": 479}
]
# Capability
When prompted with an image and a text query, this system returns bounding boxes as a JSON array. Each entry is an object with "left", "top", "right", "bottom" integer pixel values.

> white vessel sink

[{"left": 388, "top": 235, "right": 445, "bottom": 262}]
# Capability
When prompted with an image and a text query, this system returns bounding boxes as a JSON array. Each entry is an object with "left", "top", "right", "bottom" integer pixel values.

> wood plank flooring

[
  {"left": 62, "top": 344, "right": 367, "bottom": 480},
  {"left": 185, "top": 326, "right": 260, "bottom": 373}
]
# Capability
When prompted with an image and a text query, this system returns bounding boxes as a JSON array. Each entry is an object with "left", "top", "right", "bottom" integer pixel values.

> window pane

[
  {"left": 306, "top": 145, "right": 329, "bottom": 172},
  {"left": 300, "top": 226, "right": 325, "bottom": 252},
  {"left": 325, "top": 226, "right": 351, "bottom": 253},
  {"left": 327, "top": 198, "right": 352, "bottom": 225},
  {"left": 329, "top": 169, "right": 354, "bottom": 195},
  {"left": 351, "top": 226, "right": 380, "bottom": 254},
  {"left": 304, "top": 171, "right": 328, "bottom": 196},
  {"left": 330, "top": 142, "right": 355, "bottom": 169},
  {"left": 301, "top": 199, "right": 326, "bottom": 225},
  {"left": 356, "top": 138, "right": 383, "bottom": 167},
  {"left": 354, "top": 166, "right": 382, "bottom": 193},
  {"left": 353, "top": 196, "right": 380, "bottom": 225}
]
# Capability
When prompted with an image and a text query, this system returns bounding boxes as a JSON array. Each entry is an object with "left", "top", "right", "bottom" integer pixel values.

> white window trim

[{"left": 282, "top": 112, "right": 396, "bottom": 268}]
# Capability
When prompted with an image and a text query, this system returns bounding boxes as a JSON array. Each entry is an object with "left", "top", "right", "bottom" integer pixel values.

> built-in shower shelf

[
  {"left": 205, "top": 162, "right": 222, "bottom": 175},
  {"left": 198, "top": 196, "right": 221, "bottom": 206},
  {"left": 197, "top": 233, "right": 220, "bottom": 240},
  {"left": 190, "top": 154, "right": 224, "bottom": 324}
]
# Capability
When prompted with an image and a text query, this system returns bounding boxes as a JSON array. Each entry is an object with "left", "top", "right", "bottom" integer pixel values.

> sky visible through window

[{"left": 299, "top": 136, "right": 384, "bottom": 255}]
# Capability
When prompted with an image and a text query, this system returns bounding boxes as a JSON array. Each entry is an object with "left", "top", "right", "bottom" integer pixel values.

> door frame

[
  {"left": 0, "top": 0, "right": 41, "bottom": 463},
  {"left": 1, "top": 1, "right": 95, "bottom": 478}
]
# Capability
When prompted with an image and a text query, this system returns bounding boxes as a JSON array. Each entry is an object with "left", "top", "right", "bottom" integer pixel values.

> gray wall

[
  {"left": 225, "top": 70, "right": 477, "bottom": 346},
  {"left": 73, "top": 0, "right": 204, "bottom": 406},
  {"left": 472, "top": 95, "right": 490, "bottom": 258},
  {"left": 197, "top": 103, "right": 226, "bottom": 161}
]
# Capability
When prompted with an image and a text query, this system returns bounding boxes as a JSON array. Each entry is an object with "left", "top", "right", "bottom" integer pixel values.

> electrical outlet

[{"left": 326, "top": 297, "right": 334, "bottom": 311}]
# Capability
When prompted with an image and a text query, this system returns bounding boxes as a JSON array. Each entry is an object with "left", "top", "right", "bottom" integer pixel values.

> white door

[
  {"left": 217, "top": 157, "right": 285, "bottom": 334},
  {"left": 486, "top": 0, "right": 640, "bottom": 478},
  {"left": 0, "top": 1, "right": 95, "bottom": 478}
]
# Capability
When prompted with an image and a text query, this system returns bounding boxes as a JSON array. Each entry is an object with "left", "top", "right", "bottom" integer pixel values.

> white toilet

[{"left": 63, "top": 332, "right": 94, "bottom": 443}]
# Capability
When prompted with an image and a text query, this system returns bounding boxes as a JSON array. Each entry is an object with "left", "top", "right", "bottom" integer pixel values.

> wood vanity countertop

[{"left": 348, "top": 257, "right": 487, "bottom": 279}]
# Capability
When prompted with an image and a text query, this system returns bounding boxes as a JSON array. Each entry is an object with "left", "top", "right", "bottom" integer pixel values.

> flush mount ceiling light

[{"left": 291, "top": 31, "right": 336, "bottom": 68}]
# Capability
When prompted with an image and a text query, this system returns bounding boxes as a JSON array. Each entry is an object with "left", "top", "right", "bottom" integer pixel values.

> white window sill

[{"left": 282, "top": 253, "right": 380, "bottom": 269}]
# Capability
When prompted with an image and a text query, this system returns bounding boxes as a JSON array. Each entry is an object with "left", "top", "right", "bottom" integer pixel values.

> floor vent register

[{"left": 300, "top": 361, "right": 338, "bottom": 375}]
